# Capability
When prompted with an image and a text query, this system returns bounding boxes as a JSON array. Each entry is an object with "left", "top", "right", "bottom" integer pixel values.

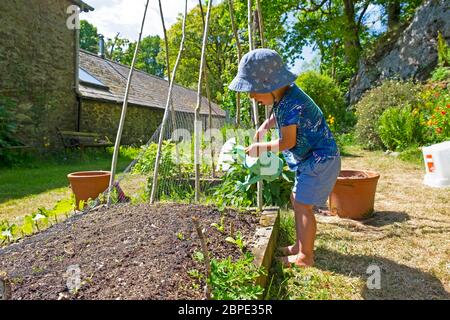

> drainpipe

[{"left": 75, "top": 22, "right": 82, "bottom": 132}]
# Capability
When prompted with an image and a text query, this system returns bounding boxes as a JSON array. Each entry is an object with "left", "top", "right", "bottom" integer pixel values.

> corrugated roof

[
  {"left": 78, "top": 50, "right": 225, "bottom": 117},
  {"left": 70, "top": 0, "right": 94, "bottom": 12}
]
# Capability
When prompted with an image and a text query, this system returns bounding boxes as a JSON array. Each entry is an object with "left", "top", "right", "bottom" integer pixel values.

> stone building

[
  {"left": 0, "top": 0, "right": 225, "bottom": 148},
  {"left": 78, "top": 50, "right": 226, "bottom": 146},
  {"left": 0, "top": 0, "right": 94, "bottom": 147}
]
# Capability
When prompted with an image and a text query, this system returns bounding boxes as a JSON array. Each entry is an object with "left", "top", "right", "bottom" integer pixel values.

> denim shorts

[{"left": 292, "top": 156, "right": 341, "bottom": 206}]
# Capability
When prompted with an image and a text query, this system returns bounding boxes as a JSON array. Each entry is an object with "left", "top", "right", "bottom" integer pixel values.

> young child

[{"left": 228, "top": 49, "right": 341, "bottom": 267}]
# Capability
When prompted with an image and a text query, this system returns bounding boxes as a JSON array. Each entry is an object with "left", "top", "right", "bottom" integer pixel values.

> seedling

[
  {"left": 177, "top": 232, "right": 184, "bottom": 241},
  {"left": 225, "top": 231, "right": 245, "bottom": 252},
  {"left": 187, "top": 269, "right": 203, "bottom": 280},
  {"left": 192, "top": 250, "right": 205, "bottom": 263},
  {"left": 211, "top": 216, "right": 226, "bottom": 234}
]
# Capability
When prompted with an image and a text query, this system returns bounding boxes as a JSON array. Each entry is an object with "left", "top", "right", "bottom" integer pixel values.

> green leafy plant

[
  {"left": 225, "top": 231, "right": 245, "bottom": 252},
  {"left": 296, "top": 71, "right": 355, "bottom": 133},
  {"left": 1, "top": 198, "right": 75, "bottom": 246},
  {"left": 378, "top": 104, "right": 426, "bottom": 151},
  {"left": 192, "top": 250, "right": 205, "bottom": 263},
  {"left": 0, "top": 221, "right": 18, "bottom": 244},
  {"left": 213, "top": 151, "right": 294, "bottom": 210},
  {"left": 187, "top": 269, "right": 203, "bottom": 280},
  {"left": 420, "top": 81, "right": 450, "bottom": 143},
  {"left": 177, "top": 232, "right": 185, "bottom": 241},
  {"left": 209, "top": 252, "right": 266, "bottom": 300},
  {"left": 211, "top": 216, "right": 226, "bottom": 234},
  {"left": 355, "top": 80, "right": 422, "bottom": 150}
]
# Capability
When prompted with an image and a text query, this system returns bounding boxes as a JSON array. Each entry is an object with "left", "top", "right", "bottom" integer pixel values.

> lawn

[
  {"left": 268, "top": 146, "right": 450, "bottom": 300},
  {"left": 0, "top": 150, "right": 136, "bottom": 223}
]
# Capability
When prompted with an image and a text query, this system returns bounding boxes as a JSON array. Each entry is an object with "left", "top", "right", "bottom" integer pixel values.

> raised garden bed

[{"left": 0, "top": 203, "right": 265, "bottom": 300}]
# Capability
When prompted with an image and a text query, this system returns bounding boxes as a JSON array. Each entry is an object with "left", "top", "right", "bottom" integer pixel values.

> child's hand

[{"left": 245, "top": 143, "right": 262, "bottom": 157}]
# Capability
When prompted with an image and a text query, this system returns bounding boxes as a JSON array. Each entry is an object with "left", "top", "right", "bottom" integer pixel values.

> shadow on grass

[
  {"left": 267, "top": 247, "right": 449, "bottom": 300},
  {"left": 363, "top": 211, "right": 410, "bottom": 227},
  {"left": 313, "top": 247, "right": 450, "bottom": 300},
  {"left": 266, "top": 211, "right": 448, "bottom": 300},
  {"left": 0, "top": 150, "right": 134, "bottom": 204}
]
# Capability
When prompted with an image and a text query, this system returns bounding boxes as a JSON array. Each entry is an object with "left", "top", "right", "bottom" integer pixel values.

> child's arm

[
  {"left": 246, "top": 124, "right": 296, "bottom": 157},
  {"left": 254, "top": 113, "right": 276, "bottom": 141}
]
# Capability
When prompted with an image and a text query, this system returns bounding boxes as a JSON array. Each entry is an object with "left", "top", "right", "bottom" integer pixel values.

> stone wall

[
  {"left": 348, "top": 0, "right": 450, "bottom": 104},
  {"left": 0, "top": 0, "right": 78, "bottom": 148},
  {"left": 80, "top": 99, "right": 226, "bottom": 146}
]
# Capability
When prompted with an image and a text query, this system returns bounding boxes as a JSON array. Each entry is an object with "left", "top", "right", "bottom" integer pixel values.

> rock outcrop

[{"left": 348, "top": 0, "right": 450, "bottom": 105}]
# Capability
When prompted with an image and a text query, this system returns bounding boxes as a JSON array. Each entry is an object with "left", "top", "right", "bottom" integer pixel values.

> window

[{"left": 79, "top": 68, "right": 109, "bottom": 90}]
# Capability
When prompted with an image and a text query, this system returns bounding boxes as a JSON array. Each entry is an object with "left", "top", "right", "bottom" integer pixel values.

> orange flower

[
  {"left": 442, "top": 111, "right": 447, "bottom": 115},
  {"left": 436, "top": 128, "right": 442, "bottom": 134}
]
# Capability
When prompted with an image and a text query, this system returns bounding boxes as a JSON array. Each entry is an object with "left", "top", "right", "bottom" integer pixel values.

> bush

[
  {"left": 378, "top": 105, "right": 425, "bottom": 151},
  {"left": 420, "top": 80, "right": 450, "bottom": 144},
  {"left": 355, "top": 80, "right": 422, "bottom": 150},
  {"left": 296, "top": 71, "right": 354, "bottom": 133}
]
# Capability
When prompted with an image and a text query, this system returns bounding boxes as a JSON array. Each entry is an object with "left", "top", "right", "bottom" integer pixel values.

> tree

[
  {"left": 123, "top": 36, "right": 165, "bottom": 77},
  {"left": 79, "top": 20, "right": 98, "bottom": 53}
]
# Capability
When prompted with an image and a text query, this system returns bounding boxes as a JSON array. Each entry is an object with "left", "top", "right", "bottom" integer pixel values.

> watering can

[{"left": 231, "top": 145, "right": 284, "bottom": 190}]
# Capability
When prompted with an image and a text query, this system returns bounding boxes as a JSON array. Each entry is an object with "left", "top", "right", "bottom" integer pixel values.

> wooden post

[
  {"left": 150, "top": 0, "right": 188, "bottom": 204},
  {"left": 192, "top": 217, "right": 212, "bottom": 299},
  {"left": 108, "top": 0, "right": 150, "bottom": 205},
  {"left": 194, "top": 0, "right": 213, "bottom": 202}
]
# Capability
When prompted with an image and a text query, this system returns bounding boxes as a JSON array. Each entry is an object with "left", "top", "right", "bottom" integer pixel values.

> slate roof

[
  {"left": 78, "top": 50, "right": 225, "bottom": 117},
  {"left": 70, "top": 0, "right": 94, "bottom": 12}
]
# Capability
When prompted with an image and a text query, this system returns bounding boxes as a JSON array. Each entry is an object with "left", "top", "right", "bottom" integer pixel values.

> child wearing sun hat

[{"left": 229, "top": 49, "right": 341, "bottom": 267}]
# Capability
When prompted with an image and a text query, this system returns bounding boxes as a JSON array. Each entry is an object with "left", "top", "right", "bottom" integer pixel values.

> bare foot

[
  {"left": 278, "top": 245, "right": 299, "bottom": 256},
  {"left": 278, "top": 254, "right": 314, "bottom": 268}
]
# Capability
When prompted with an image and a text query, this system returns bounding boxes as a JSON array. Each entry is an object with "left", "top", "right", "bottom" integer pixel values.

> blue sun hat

[{"left": 228, "top": 49, "right": 298, "bottom": 93}]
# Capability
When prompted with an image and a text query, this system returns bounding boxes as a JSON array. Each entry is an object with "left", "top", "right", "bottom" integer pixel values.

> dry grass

[{"left": 269, "top": 146, "right": 450, "bottom": 300}]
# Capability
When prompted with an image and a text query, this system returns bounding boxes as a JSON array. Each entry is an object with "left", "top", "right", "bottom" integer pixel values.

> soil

[{"left": 0, "top": 203, "right": 259, "bottom": 300}]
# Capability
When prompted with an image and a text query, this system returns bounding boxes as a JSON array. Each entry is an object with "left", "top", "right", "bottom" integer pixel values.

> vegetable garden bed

[{"left": 0, "top": 203, "right": 262, "bottom": 300}]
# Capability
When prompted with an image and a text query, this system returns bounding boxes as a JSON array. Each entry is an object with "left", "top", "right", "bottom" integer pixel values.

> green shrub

[
  {"left": 296, "top": 71, "right": 354, "bottom": 132},
  {"left": 378, "top": 105, "right": 425, "bottom": 151},
  {"left": 355, "top": 80, "right": 422, "bottom": 150},
  {"left": 431, "top": 67, "right": 450, "bottom": 82},
  {"left": 420, "top": 80, "right": 450, "bottom": 144}
]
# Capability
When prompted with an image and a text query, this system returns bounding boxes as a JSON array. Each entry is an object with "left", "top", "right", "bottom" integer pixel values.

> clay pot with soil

[
  {"left": 67, "top": 171, "right": 111, "bottom": 209},
  {"left": 328, "top": 170, "right": 380, "bottom": 220}
]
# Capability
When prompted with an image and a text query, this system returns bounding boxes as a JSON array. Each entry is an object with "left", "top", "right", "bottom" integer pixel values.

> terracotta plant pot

[
  {"left": 67, "top": 171, "right": 111, "bottom": 210},
  {"left": 328, "top": 170, "right": 380, "bottom": 220}
]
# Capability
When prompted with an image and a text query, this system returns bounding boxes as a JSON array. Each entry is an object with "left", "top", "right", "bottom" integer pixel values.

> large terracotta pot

[
  {"left": 68, "top": 171, "right": 111, "bottom": 209},
  {"left": 328, "top": 170, "right": 380, "bottom": 220}
]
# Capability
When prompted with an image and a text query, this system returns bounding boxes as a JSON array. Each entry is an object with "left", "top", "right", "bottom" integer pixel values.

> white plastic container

[{"left": 422, "top": 141, "right": 450, "bottom": 188}]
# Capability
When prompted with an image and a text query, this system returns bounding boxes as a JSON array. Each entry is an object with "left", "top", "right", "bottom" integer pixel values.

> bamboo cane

[
  {"left": 247, "top": 0, "right": 263, "bottom": 211},
  {"left": 158, "top": 0, "right": 181, "bottom": 174},
  {"left": 150, "top": 0, "right": 188, "bottom": 204},
  {"left": 194, "top": 0, "right": 213, "bottom": 202},
  {"left": 228, "top": 0, "right": 243, "bottom": 129},
  {"left": 108, "top": 0, "right": 150, "bottom": 205},
  {"left": 198, "top": 1, "right": 215, "bottom": 178}
]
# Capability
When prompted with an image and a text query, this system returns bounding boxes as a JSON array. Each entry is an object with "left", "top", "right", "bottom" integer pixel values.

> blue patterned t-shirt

[{"left": 273, "top": 84, "right": 339, "bottom": 172}]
